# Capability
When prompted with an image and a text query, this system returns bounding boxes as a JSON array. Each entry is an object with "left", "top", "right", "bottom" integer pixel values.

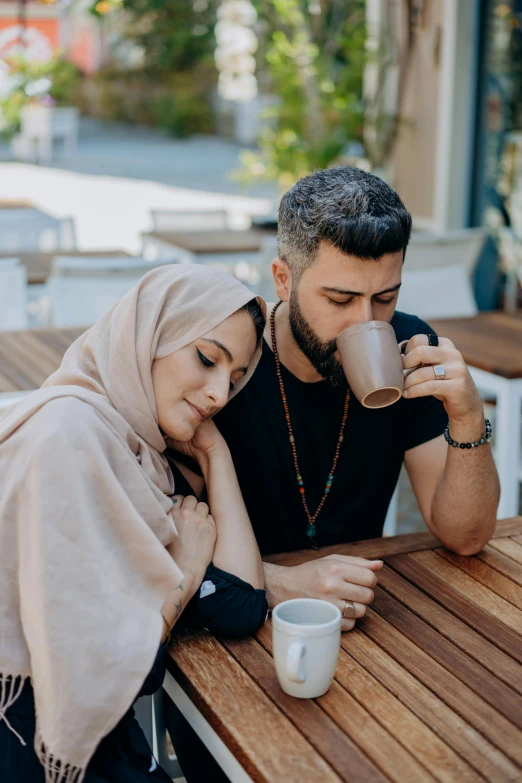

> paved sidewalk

[{"left": 0, "top": 119, "right": 276, "bottom": 252}]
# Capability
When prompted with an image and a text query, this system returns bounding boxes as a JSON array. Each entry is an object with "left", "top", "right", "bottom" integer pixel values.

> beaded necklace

[{"left": 270, "top": 301, "right": 350, "bottom": 548}]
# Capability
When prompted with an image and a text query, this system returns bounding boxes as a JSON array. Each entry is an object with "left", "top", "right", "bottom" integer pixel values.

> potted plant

[{"left": 0, "top": 56, "right": 81, "bottom": 160}]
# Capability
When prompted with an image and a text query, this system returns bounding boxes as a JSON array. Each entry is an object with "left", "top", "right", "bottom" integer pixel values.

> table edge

[{"left": 263, "top": 517, "right": 522, "bottom": 565}]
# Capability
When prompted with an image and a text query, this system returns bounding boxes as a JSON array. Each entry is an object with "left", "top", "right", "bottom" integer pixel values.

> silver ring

[
  {"left": 433, "top": 364, "right": 446, "bottom": 380},
  {"left": 342, "top": 600, "right": 356, "bottom": 619}
]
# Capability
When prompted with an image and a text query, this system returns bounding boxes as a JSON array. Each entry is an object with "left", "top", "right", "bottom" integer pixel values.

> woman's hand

[
  {"left": 168, "top": 419, "right": 227, "bottom": 465},
  {"left": 167, "top": 495, "right": 216, "bottom": 590}
]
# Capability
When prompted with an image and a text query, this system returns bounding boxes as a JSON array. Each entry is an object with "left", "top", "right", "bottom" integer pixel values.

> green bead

[{"left": 306, "top": 525, "right": 317, "bottom": 537}]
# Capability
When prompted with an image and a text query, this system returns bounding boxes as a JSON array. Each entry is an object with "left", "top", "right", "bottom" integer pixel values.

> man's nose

[{"left": 348, "top": 297, "right": 374, "bottom": 326}]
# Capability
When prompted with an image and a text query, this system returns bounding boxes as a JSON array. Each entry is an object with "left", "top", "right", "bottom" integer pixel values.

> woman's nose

[{"left": 205, "top": 378, "right": 230, "bottom": 409}]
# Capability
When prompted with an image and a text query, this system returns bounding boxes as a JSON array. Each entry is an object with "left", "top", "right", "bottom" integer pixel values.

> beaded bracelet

[{"left": 444, "top": 418, "right": 492, "bottom": 449}]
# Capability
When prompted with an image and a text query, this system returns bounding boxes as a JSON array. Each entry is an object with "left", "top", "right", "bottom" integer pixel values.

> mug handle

[
  {"left": 398, "top": 339, "right": 420, "bottom": 377},
  {"left": 286, "top": 641, "right": 307, "bottom": 683}
]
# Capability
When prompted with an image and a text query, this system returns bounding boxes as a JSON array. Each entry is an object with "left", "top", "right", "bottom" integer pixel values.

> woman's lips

[{"left": 186, "top": 400, "right": 206, "bottom": 421}]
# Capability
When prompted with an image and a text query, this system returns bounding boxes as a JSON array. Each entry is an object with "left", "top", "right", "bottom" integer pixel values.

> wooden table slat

[
  {"left": 13, "top": 331, "right": 73, "bottom": 373},
  {"left": 253, "top": 624, "right": 481, "bottom": 783},
  {"left": 264, "top": 518, "right": 522, "bottom": 566},
  {"left": 489, "top": 537, "right": 522, "bottom": 564},
  {"left": 0, "top": 250, "right": 131, "bottom": 284},
  {"left": 0, "top": 366, "right": 21, "bottom": 393},
  {"left": 0, "top": 328, "right": 85, "bottom": 394},
  {"left": 436, "top": 549, "right": 522, "bottom": 609},
  {"left": 0, "top": 199, "right": 35, "bottom": 209},
  {"left": 0, "top": 333, "right": 58, "bottom": 386},
  {"left": 0, "top": 346, "right": 36, "bottom": 391},
  {"left": 359, "top": 606, "right": 522, "bottom": 767},
  {"left": 379, "top": 563, "right": 522, "bottom": 695},
  {"left": 224, "top": 632, "right": 390, "bottom": 783},
  {"left": 388, "top": 552, "right": 522, "bottom": 664},
  {"left": 142, "top": 229, "right": 270, "bottom": 254},
  {"left": 477, "top": 544, "right": 522, "bottom": 588},
  {"left": 430, "top": 313, "right": 522, "bottom": 378},
  {"left": 168, "top": 529, "right": 522, "bottom": 782},
  {"left": 166, "top": 631, "right": 342, "bottom": 782},
  {"left": 370, "top": 585, "right": 522, "bottom": 732},
  {"left": 341, "top": 627, "right": 520, "bottom": 781},
  {"left": 411, "top": 551, "right": 522, "bottom": 634}
]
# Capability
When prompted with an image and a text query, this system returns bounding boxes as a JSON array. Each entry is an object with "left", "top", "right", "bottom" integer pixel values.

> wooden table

[
  {"left": 0, "top": 327, "right": 83, "bottom": 396},
  {"left": 0, "top": 199, "right": 35, "bottom": 210},
  {"left": 431, "top": 312, "right": 522, "bottom": 519},
  {"left": 141, "top": 228, "right": 276, "bottom": 267},
  {"left": 142, "top": 229, "right": 272, "bottom": 254},
  {"left": 164, "top": 519, "right": 522, "bottom": 783},
  {"left": 0, "top": 250, "right": 131, "bottom": 285}
]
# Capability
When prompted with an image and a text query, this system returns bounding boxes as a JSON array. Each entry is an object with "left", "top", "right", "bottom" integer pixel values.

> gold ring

[{"left": 342, "top": 600, "right": 356, "bottom": 619}]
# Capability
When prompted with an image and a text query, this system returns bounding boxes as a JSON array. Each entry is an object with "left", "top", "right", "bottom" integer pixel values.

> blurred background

[{"left": 0, "top": 0, "right": 521, "bottom": 531}]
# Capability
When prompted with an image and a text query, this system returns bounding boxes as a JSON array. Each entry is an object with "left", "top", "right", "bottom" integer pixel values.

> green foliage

[
  {"left": 0, "top": 56, "right": 81, "bottom": 139},
  {"left": 237, "top": 0, "right": 366, "bottom": 190},
  {"left": 78, "top": 67, "right": 214, "bottom": 137},
  {"left": 86, "top": 0, "right": 218, "bottom": 135},
  {"left": 121, "top": 0, "right": 217, "bottom": 75}
]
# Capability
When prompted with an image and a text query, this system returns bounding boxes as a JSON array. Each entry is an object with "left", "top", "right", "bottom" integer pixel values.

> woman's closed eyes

[{"left": 196, "top": 348, "right": 235, "bottom": 391}]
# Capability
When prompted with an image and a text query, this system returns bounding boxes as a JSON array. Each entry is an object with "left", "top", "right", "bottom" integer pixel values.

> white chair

[
  {"left": 13, "top": 106, "right": 79, "bottom": 163},
  {"left": 48, "top": 256, "right": 177, "bottom": 327},
  {"left": 133, "top": 692, "right": 183, "bottom": 780},
  {"left": 0, "top": 261, "right": 28, "bottom": 330},
  {"left": 398, "top": 265, "right": 478, "bottom": 320},
  {"left": 151, "top": 209, "right": 229, "bottom": 232},
  {"left": 407, "top": 228, "right": 485, "bottom": 273},
  {"left": 0, "top": 209, "right": 77, "bottom": 252},
  {"left": 0, "top": 257, "right": 20, "bottom": 268}
]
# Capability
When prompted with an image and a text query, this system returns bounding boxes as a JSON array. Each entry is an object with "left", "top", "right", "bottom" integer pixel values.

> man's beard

[{"left": 288, "top": 288, "right": 347, "bottom": 388}]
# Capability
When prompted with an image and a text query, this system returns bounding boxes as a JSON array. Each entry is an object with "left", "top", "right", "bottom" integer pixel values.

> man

[
  {"left": 213, "top": 166, "right": 499, "bottom": 616},
  {"left": 166, "top": 166, "right": 499, "bottom": 780}
]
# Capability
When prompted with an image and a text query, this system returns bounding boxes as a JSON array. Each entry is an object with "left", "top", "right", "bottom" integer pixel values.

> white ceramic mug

[{"left": 272, "top": 598, "right": 341, "bottom": 698}]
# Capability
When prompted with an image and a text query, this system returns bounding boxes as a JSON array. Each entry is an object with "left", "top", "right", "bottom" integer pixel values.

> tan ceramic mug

[{"left": 337, "top": 321, "right": 412, "bottom": 409}]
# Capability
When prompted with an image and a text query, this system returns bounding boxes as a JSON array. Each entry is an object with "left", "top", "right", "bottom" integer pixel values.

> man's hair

[{"left": 277, "top": 166, "right": 412, "bottom": 279}]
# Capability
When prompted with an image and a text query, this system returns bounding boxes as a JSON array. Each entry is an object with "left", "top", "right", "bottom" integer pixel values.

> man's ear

[{"left": 272, "top": 258, "right": 292, "bottom": 302}]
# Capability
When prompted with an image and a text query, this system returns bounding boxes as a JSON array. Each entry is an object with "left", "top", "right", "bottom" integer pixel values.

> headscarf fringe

[
  {"left": 36, "top": 729, "right": 86, "bottom": 783},
  {"left": 0, "top": 673, "right": 27, "bottom": 745}
]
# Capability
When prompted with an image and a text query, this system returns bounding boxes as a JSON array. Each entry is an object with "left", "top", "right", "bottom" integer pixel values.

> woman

[{"left": 0, "top": 264, "right": 268, "bottom": 783}]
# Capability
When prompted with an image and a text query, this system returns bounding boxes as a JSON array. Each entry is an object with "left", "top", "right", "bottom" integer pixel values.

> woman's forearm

[
  {"left": 161, "top": 573, "right": 198, "bottom": 637},
  {"left": 199, "top": 445, "right": 264, "bottom": 589}
]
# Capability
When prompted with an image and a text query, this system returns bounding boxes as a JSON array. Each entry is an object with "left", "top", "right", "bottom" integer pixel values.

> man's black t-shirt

[{"left": 212, "top": 311, "right": 448, "bottom": 556}]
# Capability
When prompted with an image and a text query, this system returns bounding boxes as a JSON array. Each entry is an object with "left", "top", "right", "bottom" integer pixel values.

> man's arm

[
  {"left": 405, "top": 427, "right": 498, "bottom": 554},
  {"left": 403, "top": 336, "right": 500, "bottom": 555}
]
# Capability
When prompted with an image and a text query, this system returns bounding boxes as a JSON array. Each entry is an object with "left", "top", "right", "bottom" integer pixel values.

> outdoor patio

[{"left": 1, "top": 1, "right": 522, "bottom": 781}]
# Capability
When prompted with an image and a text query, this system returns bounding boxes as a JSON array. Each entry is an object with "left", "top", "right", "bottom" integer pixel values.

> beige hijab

[{"left": 0, "top": 264, "right": 263, "bottom": 783}]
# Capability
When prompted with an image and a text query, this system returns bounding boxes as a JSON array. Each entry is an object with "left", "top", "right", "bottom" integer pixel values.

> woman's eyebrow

[
  {"left": 200, "top": 338, "right": 233, "bottom": 362},
  {"left": 200, "top": 338, "right": 248, "bottom": 374}
]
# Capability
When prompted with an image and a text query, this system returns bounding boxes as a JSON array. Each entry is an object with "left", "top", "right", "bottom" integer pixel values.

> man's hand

[
  {"left": 265, "top": 556, "right": 383, "bottom": 632},
  {"left": 402, "top": 334, "right": 484, "bottom": 431}
]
